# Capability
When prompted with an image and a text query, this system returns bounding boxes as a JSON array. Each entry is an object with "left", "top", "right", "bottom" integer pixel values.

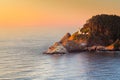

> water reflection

[{"left": 0, "top": 40, "right": 120, "bottom": 80}]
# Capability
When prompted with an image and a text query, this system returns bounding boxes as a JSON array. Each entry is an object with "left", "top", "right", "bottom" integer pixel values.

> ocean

[{"left": 0, "top": 27, "right": 120, "bottom": 80}]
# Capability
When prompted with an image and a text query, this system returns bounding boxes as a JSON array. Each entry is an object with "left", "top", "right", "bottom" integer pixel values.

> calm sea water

[{"left": 1, "top": 29, "right": 120, "bottom": 80}]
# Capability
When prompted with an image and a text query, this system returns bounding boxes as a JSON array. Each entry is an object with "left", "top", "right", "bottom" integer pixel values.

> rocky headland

[{"left": 44, "top": 14, "right": 120, "bottom": 54}]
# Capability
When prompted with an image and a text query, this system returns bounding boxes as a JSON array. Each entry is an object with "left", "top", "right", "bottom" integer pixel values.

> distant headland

[{"left": 44, "top": 14, "right": 120, "bottom": 54}]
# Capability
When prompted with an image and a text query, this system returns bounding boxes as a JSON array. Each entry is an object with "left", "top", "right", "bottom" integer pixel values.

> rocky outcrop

[
  {"left": 63, "top": 40, "right": 87, "bottom": 52},
  {"left": 59, "top": 33, "right": 71, "bottom": 43},
  {"left": 44, "top": 14, "right": 120, "bottom": 54},
  {"left": 44, "top": 32, "right": 88, "bottom": 54},
  {"left": 44, "top": 33, "right": 71, "bottom": 54},
  {"left": 44, "top": 32, "right": 120, "bottom": 54},
  {"left": 44, "top": 42, "right": 68, "bottom": 54},
  {"left": 105, "top": 39, "right": 120, "bottom": 50},
  {"left": 87, "top": 46, "right": 105, "bottom": 51}
]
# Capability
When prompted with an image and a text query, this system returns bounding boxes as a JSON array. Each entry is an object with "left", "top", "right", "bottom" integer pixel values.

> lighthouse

[{"left": 78, "top": 27, "right": 81, "bottom": 34}]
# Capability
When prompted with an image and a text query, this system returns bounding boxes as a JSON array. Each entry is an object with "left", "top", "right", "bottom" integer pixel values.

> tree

[{"left": 81, "top": 14, "right": 120, "bottom": 46}]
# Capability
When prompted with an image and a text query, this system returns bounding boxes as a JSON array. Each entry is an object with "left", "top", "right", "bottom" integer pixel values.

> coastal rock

[
  {"left": 88, "top": 46, "right": 105, "bottom": 51},
  {"left": 43, "top": 14, "right": 120, "bottom": 54},
  {"left": 44, "top": 42, "right": 68, "bottom": 54},
  {"left": 105, "top": 39, "right": 120, "bottom": 50},
  {"left": 44, "top": 33, "right": 71, "bottom": 54},
  {"left": 96, "top": 46, "right": 106, "bottom": 50},
  {"left": 44, "top": 14, "right": 120, "bottom": 54},
  {"left": 59, "top": 33, "right": 71, "bottom": 43},
  {"left": 63, "top": 40, "right": 87, "bottom": 52},
  {"left": 105, "top": 45, "right": 114, "bottom": 51},
  {"left": 44, "top": 32, "right": 88, "bottom": 54},
  {"left": 64, "top": 40, "right": 80, "bottom": 52}
]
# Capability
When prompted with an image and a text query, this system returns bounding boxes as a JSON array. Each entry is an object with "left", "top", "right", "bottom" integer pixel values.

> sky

[{"left": 0, "top": 0, "right": 120, "bottom": 39}]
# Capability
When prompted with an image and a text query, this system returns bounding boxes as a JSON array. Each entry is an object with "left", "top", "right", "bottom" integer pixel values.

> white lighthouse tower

[{"left": 78, "top": 27, "right": 81, "bottom": 34}]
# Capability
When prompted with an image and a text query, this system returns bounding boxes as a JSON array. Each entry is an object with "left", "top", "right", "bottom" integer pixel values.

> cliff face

[
  {"left": 44, "top": 31, "right": 120, "bottom": 54},
  {"left": 62, "top": 32, "right": 87, "bottom": 52},
  {"left": 59, "top": 33, "right": 71, "bottom": 43},
  {"left": 44, "top": 14, "right": 120, "bottom": 54},
  {"left": 44, "top": 32, "right": 88, "bottom": 54}
]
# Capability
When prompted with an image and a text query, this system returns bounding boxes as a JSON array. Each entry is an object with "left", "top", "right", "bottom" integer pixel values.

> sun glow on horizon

[
  {"left": 0, "top": 0, "right": 120, "bottom": 39},
  {"left": 0, "top": 0, "right": 119, "bottom": 27}
]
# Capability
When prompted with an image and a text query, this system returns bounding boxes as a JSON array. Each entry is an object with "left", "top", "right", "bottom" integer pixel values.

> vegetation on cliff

[{"left": 81, "top": 14, "right": 120, "bottom": 46}]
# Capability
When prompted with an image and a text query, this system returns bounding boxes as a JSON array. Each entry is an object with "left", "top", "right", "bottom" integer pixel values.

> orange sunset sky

[{"left": 0, "top": 0, "right": 120, "bottom": 39}]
